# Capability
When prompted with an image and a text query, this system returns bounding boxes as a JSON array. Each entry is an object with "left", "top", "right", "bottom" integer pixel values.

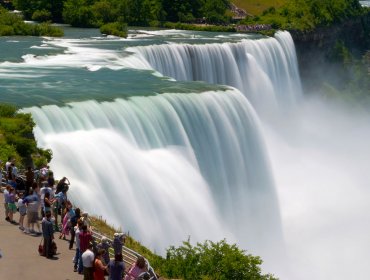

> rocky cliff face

[{"left": 290, "top": 13, "right": 370, "bottom": 93}]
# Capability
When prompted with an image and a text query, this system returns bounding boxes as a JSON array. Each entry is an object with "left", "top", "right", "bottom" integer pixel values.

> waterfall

[
  {"left": 125, "top": 31, "right": 302, "bottom": 114},
  {"left": 24, "top": 89, "right": 282, "bottom": 255}
]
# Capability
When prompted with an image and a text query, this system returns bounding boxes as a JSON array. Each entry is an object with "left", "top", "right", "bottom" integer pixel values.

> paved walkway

[{"left": 0, "top": 194, "right": 81, "bottom": 280}]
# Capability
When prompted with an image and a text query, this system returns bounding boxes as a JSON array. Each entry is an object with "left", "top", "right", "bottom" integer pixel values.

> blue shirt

[{"left": 108, "top": 260, "right": 125, "bottom": 280}]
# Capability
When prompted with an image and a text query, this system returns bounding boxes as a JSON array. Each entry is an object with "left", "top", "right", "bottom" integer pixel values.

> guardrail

[{"left": 91, "top": 230, "right": 140, "bottom": 267}]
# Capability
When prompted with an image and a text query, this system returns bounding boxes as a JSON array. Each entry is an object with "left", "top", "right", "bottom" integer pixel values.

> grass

[{"left": 232, "top": 0, "right": 288, "bottom": 15}]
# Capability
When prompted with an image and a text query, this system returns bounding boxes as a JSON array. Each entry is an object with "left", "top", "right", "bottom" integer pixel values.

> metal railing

[{"left": 91, "top": 230, "right": 141, "bottom": 268}]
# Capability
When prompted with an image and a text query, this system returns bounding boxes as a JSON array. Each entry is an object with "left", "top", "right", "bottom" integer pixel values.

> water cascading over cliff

[
  {"left": 25, "top": 89, "right": 282, "bottom": 253},
  {"left": 22, "top": 31, "right": 302, "bottom": 264},
  {"left": 124, "top": 31, "right": 302, "bottom": 115}
]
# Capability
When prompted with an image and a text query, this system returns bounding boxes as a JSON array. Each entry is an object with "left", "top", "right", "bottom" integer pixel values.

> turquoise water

[{"left": 0, "top": 28, "right": 258, "bottom": 107}]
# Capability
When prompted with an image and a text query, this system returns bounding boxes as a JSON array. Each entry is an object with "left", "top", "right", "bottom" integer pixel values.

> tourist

[
  {"left": 73, "top": 219, "right": 83, "bottom": 272},
  {"left": 24, "top": 166, "right": 34, "bottom": 196},
  {"left": 40, "top": 182, "right": 54, "bottom": 217},
  {"left": 7, "top": 187, "right": 17, "bottom": 224},
  {"left": 112, "top": 232, "right": 125, "bottom": 256},
  {"left": 81, "top": 212, "right": 91, "bottom": 230},
  {"left": 39, "top": 164, "right": 49, "bottom": 182},
  {"left": 54, "top": 189, "right": 67, "bottom": 230},
  {"left": 79, "top": 224, "right": 92, "bottom": 274},
  {"left": 56, "top": 176, "right": 70, "bottom": 194},
  {"left": 17, "top": 192, "right": 27, "bottom": 230},
  {"left": 82, "top": 243, "right": 95, "bottom": 280},
  {"left": 43, "top": 192, "right": 54, "bottom": 215},
  {"left": 60, "top": 200, "right": 74, "bottom": 240},
  {"left": 11, "top": 162, "right": 18, "bottom": 179},
  {"left": 7, "top": 165, "right": 16, "bottom": 188},
  {"left": 3, "top": 185, "right": 10, "bottom": 222},
  {"left": 69, "top": 207, "right": 81, "bottom": 249},
  {"left": 0, "top": 160, "right": 3, "bottom": 186},
  {"left": 23, "top": 183, "right": 41, "bottom": 234},
  {"left": 5, "top": 157, "right": 12, "bottom": 173},
  {"left": 93, "top": 248, "right": 107, "bottom": 280},
  {"left": 97, "top": 237, "right": 111, "bottom": 265},
  {"left": 124, "top": 256, "right": 147, "bottom": 280},
  {"left": 107, "top": 254, "right": 125, "bottom": 280},
  {"left": 47, "top": 171, "right": 55, "bottom": 188},
  {"left": 41, "top": 211, "right": 54, "bottom": 258}
]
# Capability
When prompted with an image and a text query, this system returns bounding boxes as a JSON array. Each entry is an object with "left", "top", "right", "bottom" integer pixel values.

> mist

[{"left": 262, "top": 94, "right": 370, "bottom": 280}]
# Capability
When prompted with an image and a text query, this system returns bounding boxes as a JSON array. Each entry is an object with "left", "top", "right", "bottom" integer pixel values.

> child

[
  {"left": 7, "top": 187, "right": 17, "bottom": 224},
  {"left": 17, "top": 193, "right": 27, "bottom": 230}
]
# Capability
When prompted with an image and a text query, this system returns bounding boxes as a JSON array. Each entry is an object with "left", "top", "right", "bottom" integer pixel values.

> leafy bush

[
  {"left": 32, "top": 9, "right": 52, "bottom": 22},
  {"left": 100, "top": 22, "right": 127, "bottom": 37},
  {"left": 160, "top": 239, "right": 278, "bottom": 280},
  {"left": 242, "top": 0, "right": 365, "bottom": 31},
  {"left": 0, "top": 8, "right": 63, "bottom": 36},
  {"left": 33, "top": 22, "right": 64, "bottom": 36},
  {"left": 0, "top": 103, "right": 52, "bottom": 168}
]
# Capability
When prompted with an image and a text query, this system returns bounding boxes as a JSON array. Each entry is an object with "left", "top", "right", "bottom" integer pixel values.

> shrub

[
  {"left": 161, "top": 239, "right": 278, "bottom": 280},
  {"left": 100, "top": 22, "right": 127, "bottom": 37},
  {"left": 0, "top": 103, "right": 52, "bottom": 168},
  {"left": 32, "top": 9, "right": 52, "bottom": 22}
]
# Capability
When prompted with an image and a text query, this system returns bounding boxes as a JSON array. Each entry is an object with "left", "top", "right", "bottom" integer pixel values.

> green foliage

[
  {"left": 246, "top": 0, "right": 365, "bottom": 31},
  {"left": 0, "top": 103, "right": 52, "bottom": 168},
  {"left": 233, "top": 0, "right": 288, "bottom": 16},
  {"left": 161, "top": 239, "right": 277, "bottom": 280},
  {"left": 201, "top": 0, "right": 230, "bottom": 24},
  {"left": 61, "top": 0, "right": 231, "bottom": 27},
  {"left": 63, "top": 0, "right": 97, "bottom": 27},
  {"left": 0, "top": 103, "right": 17, "bottom": 117},
  {"left": 12, "top": 0, "right": 63, "bottom": 22},
  {"left": 0, "top": 8, "right": 63, "bottom": 36},
  {"left": 32, "top": 9, "right": 52, "bottom": 22},
  {"left": 89, "top": 216, "right": 277, "bottom": 280},
  {"left": 100, "top": 22, "right": 127, "bottom": 37},
  {"left": 32, "top": 148, "right": 52, "bottom": 168},
  {"left": 33, "top": 22, "right": 64, "bottom": 36}
]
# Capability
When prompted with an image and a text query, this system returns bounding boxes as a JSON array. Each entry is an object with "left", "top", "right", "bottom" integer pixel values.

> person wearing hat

[
  {"left": 112, "top": 233, "right": 125, "bottom": 256},
  {"left": 97, "top": 236, "right": 111, "bottom": 265}
]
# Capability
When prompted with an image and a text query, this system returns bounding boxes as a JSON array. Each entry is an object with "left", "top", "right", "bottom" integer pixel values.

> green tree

[
  {"left": 92, "top": 0, "right": 118, "bottom": 25},
  {"left": 162, "top": 239, "right": 277, "bottom": 280},
  {"left": 0, "top": 103, "right": 52, "bottom": 167},
  {"left": 63, "top": 0, "right": 96, "bottom": 27},
  {"left": 201, "top": 0, "right": 230, "bottom": 24}
]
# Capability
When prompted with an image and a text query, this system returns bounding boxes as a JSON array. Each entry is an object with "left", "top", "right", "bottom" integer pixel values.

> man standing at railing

[
  {"left": 81, "top": 243, "right": 94, "bottom": 280},
  {"left": 79, "top": 224, "right": 92, "bottom": 274}
]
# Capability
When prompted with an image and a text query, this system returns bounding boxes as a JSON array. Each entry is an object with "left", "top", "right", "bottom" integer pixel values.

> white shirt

[
  {"left": 5, "top": 161, "right": 11, "bottom": 171},
  {"left": 82, "top": 249, "right": 95, "bottom": 268},
  {"left": 40, "top": 187, "right": 54, "bottom": 207},
  {"left": 75, "top": 227, "right": 81, "bottom": 249},
  {"left": 12, "top": 166, "right": 18, "bottom": 177}
]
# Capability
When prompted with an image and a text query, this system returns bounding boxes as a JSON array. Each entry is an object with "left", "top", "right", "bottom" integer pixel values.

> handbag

[
  {"left": 51, "top": 240, "right": 57, "bottom": 255},
  {"left": 38, "top": 238, "right": 44, "bottom": 255}
]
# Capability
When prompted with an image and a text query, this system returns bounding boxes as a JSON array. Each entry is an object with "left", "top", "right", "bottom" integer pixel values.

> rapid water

[{"left": 1, "top": 27, "right": 369, "bottom": 279}]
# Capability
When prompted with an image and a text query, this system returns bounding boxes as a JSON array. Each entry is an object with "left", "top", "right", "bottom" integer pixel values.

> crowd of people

[
  {"left": 236, "top": 24, "right": 272, "bottom": 32},
  {"left": 1, "top": 158, "right": 158, "bottom": 280}
]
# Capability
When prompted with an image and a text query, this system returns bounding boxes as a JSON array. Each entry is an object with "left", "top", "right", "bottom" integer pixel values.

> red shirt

[{"left": 79, "top": 231, "right": 92, "bottom": 252}]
